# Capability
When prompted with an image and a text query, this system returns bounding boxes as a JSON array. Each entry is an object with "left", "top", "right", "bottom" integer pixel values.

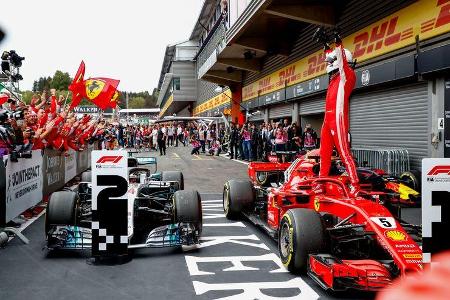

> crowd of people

[
  {"left": 102, "top": 122, "right": 226, "bottom": 157},
  {"left": 226, "top": 118, "right": 318, "bottom": 162},
  {"left": 103, "top": 118, "right": 319, "bottom": 162},
  {"left": 0, "top": 88, "right": 111, "bottom": 160},
  {"left": 0, "top": 86, "right": 319, "bottom": 164}
]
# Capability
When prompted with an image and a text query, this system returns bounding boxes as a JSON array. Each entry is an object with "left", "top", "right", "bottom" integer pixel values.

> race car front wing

[{"left": 46, "top": 223, "right": 199, "bottom": 251}]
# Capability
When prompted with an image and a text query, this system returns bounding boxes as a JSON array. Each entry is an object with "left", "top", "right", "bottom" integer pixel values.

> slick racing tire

[
  {"left": 162, "top": 171, "right": 184, "bottom": 190},
  {"left": 223, "top": 180, "right": 254, "bottom": 220},
  {"left": 173, "top": 190, "right": 202, "bottom": 234},
  {"left": 400, "top": 170, "right": 421, "bottom": 192},
  {"left": 278, "top": 208, "right": 325, "bottom": 273},
  {"left": 81, "top": 171, "right": 91, "bottom": 182},
  {"left": 45, "top": 191, "right": 78, "bottom": 235}
]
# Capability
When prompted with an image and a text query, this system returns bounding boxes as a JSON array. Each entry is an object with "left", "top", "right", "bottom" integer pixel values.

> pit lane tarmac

[{"left": 0, "top": 146, "right": 405, "bottom": 300}]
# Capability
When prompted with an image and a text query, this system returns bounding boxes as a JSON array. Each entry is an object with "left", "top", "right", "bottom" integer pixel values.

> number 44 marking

[{"left": 370, "top": 217, "right": 397, "bottom": 229}]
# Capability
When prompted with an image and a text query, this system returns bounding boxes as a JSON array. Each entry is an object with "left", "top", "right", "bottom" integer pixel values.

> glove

[
  {"left": 312, "top": 27, "right": 330, "bottom": 50},
  {"left": 332, "top": 28, "right": 342, "bottom": 44}
]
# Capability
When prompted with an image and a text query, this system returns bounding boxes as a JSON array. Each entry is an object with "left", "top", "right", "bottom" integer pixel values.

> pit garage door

[
  {"left": 269, "top": 103, "right": 292, "bottom": 119},
  {"left": 299, "top": 94, "right": 325, "bottom": 115},
  {"left": 350, "top": 82, "right": 429, "bottom": 171}
]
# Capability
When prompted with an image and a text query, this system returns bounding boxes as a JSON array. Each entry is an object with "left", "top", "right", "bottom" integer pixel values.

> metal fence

[{"left": 352, "top": 147, "right": 410, "bottom": 176}]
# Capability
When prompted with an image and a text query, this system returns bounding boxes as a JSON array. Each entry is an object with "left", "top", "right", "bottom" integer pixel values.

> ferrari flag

[
  {"left": 68, "top": 61, "right": 86, "bottom": 110},
  {"left": 84, "top": 77, "right": 120, "bottom": 110}
]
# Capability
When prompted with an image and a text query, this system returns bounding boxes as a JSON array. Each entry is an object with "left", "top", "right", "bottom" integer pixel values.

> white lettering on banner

[
  {"left": 64, "top": 150, "right": 77, "bottom": 183},
  {"left": 46, "top": 172, "right": 62, "bottom": 186},
  {"left": 46, "top": 155, "right": 63, "bottom": 186},
  {"left": 185, "top": 253, "right": 287, "bottom": 276},
  {"left": 46, "top": 156, "right": 62, "bottom": 169},
  {"left": 192, "top": 278, "right": 319, "bottom": 300},
  {"left": 199, "top": 235, "right": 270, "bottom": 250},
  {"left": 5, "top": 150, "right": 44, "bottom": 222}
]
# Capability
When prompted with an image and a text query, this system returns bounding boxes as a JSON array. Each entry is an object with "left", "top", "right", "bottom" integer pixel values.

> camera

[
  {"left": 8, "top": 50, "right": 25, "bottom": 67},
  {"left": 1, "top": 50, "right": 25, "bottom": 82},
  {"left": 9, "top": 150, "right": 32, "bottom": 162}
]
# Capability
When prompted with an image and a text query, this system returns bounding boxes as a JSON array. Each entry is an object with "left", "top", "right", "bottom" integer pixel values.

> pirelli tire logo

[
  {"left": 95, "top": 156, "right": 124, "bottom": 169},
  {"left": 427, "top": 165, "right": 450, "bottom": 183}
]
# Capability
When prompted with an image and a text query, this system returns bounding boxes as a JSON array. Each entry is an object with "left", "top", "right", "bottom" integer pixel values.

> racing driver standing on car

[{"left": 315, "top": 28, "right": 360, "bottom": 196}]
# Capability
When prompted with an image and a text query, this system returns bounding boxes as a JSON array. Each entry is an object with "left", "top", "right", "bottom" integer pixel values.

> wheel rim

[
  {"left": 401, "top": 174, "right": 417, "bottom": 190},
  {"left": 279, "top": 222, "right": 291, "bottom": 258},
  {"left": 223, "top": 186, "right": 230, "bottom": 214}
]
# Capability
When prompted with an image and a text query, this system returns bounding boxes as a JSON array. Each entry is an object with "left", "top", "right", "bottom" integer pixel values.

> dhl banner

[
  {"left": 242, "top": 0, "right": 450, "bottom": 101},
  {"left": 193, "top": 89, "right": 231, "bottom": 116},
  {"left": 159, "top": 93, "right": 173, "bottom": 117}
]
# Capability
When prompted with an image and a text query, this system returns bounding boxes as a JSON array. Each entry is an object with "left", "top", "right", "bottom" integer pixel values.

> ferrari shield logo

[
  {"left": 314, "top": 197, "right": 320, "bottom": 211},
  {"left": 85, "top": 79, "right": 106, "bottom": 100}
]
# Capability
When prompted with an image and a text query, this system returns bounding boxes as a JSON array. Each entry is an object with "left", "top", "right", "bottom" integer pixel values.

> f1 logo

[
  {"left": 427, "top": 165, "right": 450, "bottom": 175},
  {"left": 96, "top": 156, "right": 123, "bottom": 164}
]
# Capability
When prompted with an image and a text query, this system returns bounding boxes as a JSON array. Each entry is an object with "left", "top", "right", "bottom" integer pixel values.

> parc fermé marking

[{"left": 183, "top": 198, "right": 320, "bottom": 300}]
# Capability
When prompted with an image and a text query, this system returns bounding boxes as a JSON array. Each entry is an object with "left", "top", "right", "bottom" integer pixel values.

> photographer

[{"left": 0, "top": 109, "right": 15, "bottom": 156}]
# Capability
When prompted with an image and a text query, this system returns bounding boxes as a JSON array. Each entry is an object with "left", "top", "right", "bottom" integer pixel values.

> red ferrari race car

[
  {"left": 223, "top": 151, "right": 422, "bottom": 292},
  {"left": 264, "top": 149, "right": 421, "bottom": 206}
]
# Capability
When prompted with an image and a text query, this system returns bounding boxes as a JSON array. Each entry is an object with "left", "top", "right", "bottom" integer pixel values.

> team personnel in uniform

[{"left": 317, "top": 30, "right": 360, "bottom": 196}]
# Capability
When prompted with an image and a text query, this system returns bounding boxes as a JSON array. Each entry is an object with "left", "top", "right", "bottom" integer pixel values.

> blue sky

[{"left": 0, "top": 0, "right": 203, "bottom": 92}]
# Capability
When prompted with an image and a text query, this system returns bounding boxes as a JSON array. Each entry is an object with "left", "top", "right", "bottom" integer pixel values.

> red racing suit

[{"left": 319, "top": 43, "right": 359, "bottom": 191}]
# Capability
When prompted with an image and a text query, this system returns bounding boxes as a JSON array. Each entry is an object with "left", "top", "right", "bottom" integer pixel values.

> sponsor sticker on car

[
  {"left": 385, "top": 230, "right": 407, "bottom": 242},
  {"left": 370, "top": 217, "right": 397, "bottom": 229},
  {"left": 403, "top": 253, "right": 422, "bottom": 259}
]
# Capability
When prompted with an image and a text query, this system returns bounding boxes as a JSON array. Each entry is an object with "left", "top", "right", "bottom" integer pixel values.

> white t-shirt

[
  {"left": 177, "top": 127, "right": 183, "bottom": 135},
  {"left": 167, "top": 127, "right": 174, "bottom": 136},
  {"left": 199, "top": 129, "right": 205, "bottom": 140}
]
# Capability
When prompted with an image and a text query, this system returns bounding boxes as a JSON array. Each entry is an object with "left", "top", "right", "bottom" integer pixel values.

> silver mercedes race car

[{"left": 45, "top": 155, "right": 202, "bottom": 252}]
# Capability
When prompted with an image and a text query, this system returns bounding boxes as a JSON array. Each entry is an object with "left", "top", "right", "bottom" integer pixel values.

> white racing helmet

[{"left": 325, "top": 48, "right": 353, "bottom": 74}]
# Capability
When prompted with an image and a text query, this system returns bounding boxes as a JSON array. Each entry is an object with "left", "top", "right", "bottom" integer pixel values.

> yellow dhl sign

[
  {"left": 159, "top": 93, "right": 173, "bottom": 117},
  {"left": 193, "top": 89, "right": 231, "bottom": 116},
  {"left": 242, "top": 0, "right": 450, "bottom": 101}
]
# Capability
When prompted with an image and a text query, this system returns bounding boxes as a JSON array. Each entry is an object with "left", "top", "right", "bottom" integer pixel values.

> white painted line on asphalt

[
  {"left": 199, "top": 235, "right": 270, "bottom": 250},
  {"left": 218, "top": 154, "right": 249, "bottom": 165},
  {"left": 203, "top": 222, "right": 245, "bottom": 227},
  {"left": 192, "top": 278, "right": 319, "bottom": 299},
  {"left": 185, "top": 253, "right": 288, "bottom": 275}
]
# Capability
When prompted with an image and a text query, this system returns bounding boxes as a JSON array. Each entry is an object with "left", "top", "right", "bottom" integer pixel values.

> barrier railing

[
  {"left": 1, "top": 145, "right": 95, "bottom": 226},
  {"left": 352, "top": 147, "right": 410, "bottom": 176}
]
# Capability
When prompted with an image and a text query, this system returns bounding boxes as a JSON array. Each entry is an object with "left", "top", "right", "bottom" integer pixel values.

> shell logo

[{"left": 385, "top": 230, "right": 407, "bottom": 242}]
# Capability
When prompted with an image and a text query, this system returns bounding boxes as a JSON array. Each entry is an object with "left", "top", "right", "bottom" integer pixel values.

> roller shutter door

[
  {"left": 269, "top": 103, "right": 292, "bottom": 119},
  {"left": 299, "top": 95, "right": 325, "bottom": 115},
  {"left": 350, "top": 82, "right": 429, "bottom": 171}
]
